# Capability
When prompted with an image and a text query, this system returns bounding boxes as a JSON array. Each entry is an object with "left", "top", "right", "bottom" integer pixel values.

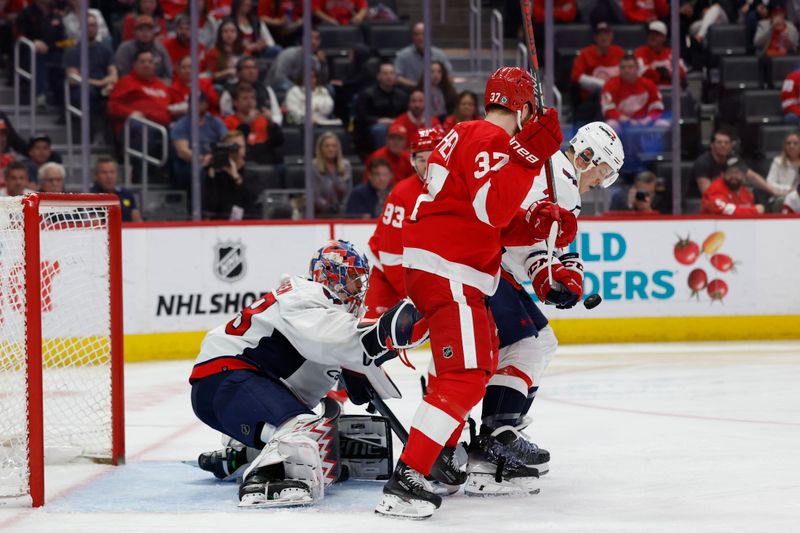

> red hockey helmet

[
  {"left": 483, "top": 66, "right": 535, "bottom": 113},
  {"left": 410, "top": 127, "right": 444, "bottom": 153}
]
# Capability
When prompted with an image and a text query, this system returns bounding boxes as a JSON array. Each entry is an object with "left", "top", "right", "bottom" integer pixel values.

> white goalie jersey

[
  {"left": 502, "top": 150, "right": 581, "bottom": 285},
  {"left": 190, "top": 276, "right": 399, "bottom": 408}
]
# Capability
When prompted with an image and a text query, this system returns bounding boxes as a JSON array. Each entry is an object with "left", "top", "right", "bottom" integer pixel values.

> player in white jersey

[
  {"left": 465, "top": 122, "right": 625, "bottom": 495},
  {"left": 190, "top": 240, "right": 427, "bottom": 507}
]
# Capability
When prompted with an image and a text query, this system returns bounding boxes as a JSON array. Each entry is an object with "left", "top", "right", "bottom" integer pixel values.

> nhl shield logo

[
  {"left": 442, "top": 345, "right": 453, "bottom": 359},
  {"left": 214, "top": 241, "right": 246, "bottom": 282}
]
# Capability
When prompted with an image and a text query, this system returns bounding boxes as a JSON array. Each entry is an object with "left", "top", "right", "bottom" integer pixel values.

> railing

[
  {"left": 64, "top": 74, "right": 82, "bottom": 180},
  {"left": 515, "top": 42, "right": 528, "bottom": 70},
  {"left": 490, "top": 9, "right": 503, "bottom": 72},
  {"left": 123, "top": 115, "right": 169, "bottom": 212},
  {"left": 13, "top": 37, "right": 36, "bottom": 136},
  {"left": 468, "top": 0, "right": 481, "bottom": 74}
]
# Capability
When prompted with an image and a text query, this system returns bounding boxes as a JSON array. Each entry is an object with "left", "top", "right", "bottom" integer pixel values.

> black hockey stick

[{"left": 366, "top": 385, "right": 409, "bottom": 445}]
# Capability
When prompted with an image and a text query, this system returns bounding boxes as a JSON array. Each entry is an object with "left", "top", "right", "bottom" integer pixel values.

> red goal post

[{"left": 0, "top": 193, "right": 124, "bottom": 507}]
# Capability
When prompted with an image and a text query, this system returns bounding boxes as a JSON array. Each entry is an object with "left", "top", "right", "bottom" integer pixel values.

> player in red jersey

[
  {"left": 363, "top": 127, "right": 445, "bottom": 320},
  {"left": 374, "top": 66, "right": 577, "bottom": 520}
]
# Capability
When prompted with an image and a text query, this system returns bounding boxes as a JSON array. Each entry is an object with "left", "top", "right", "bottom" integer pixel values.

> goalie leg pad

[{"left": 338, "top": 415, "right": 393, "bottom": 480}]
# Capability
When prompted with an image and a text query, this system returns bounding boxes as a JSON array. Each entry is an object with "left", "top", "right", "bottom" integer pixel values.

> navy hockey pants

[{"left": 489, "top": 277, "right": 549, "bottom": 349}]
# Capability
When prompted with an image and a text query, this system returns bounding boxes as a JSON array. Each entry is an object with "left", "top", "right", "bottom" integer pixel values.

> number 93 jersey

[
  {"left": 190, "top": 276, "right": 366, "bottom": 409},
  {"left": 402, "top": 119, "right": 539, "bottom": 296}
]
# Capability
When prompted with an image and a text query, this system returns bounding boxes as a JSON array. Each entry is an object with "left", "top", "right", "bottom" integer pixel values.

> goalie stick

[{"left": 366, "top": 384, "right": 409, "bottom": 444}]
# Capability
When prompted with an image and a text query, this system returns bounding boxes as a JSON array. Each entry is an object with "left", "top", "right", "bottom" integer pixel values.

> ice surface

[{"left": 1, "top": 341, "right": 799, "bottom": 532}]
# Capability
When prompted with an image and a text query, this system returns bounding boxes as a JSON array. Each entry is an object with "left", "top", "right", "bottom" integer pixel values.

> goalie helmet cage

[{"left": 0, "top": 193, "right": 124, "bottom": 507}]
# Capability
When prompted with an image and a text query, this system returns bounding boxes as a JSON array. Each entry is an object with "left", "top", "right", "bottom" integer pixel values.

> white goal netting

[{"left": 0, "top": 197, "right": 115, "bottom": 500}]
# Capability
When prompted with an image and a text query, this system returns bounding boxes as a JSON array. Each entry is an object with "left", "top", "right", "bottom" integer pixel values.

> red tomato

[
  {"left": 687, "top": 268, "right": 708, "bottom": 298},
  {"left": 707, "top": 279, "right": 729, "bottom": 301},
  {"left": 710, "top": 253, "right": 735, "bottom": 272},
  {"left": 674, "top": 235, "right": 700, "bottom": 265},
  {"left": 702, "top": 231, "right": 726, "bottom": 255}
]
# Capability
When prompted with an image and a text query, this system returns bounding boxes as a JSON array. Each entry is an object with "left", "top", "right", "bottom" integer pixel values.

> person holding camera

[
  {"left": 203, "top": 130, "right": 255, "bottom": 220},
  {"left": 609, "top": 170, "right": 664, "bottom": 213}
]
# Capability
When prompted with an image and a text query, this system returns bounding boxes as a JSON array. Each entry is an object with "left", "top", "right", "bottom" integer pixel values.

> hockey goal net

[{"left": 0, "top": 193, "right": 124, "bottom": 507}]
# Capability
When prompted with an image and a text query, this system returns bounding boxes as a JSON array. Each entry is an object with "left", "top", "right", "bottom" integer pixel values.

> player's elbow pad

[{"left": 358, "top": 299, "right": 429, "bottom": 366}]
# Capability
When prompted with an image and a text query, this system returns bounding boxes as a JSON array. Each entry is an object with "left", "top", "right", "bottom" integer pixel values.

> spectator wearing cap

[
  {"left": 346, "top": 157, "right": 393, "bottom": 218},
  {"left": 162, "top": 14, "right": 207, "bottom": 70},
  {"left": 90, "top": 157, "right": 143, "bottom": 222},
  {"left": 313, "top": 0, "right": 367, "bottom": 26},
  {"left": 0, "top": 161, "right": 34, "bottom": 197},
  {"left": 121, "top": 0, "right": 168, "bottom": 41},
  {"left": 224, "top": 84, "right": 284, "bottom": 165},
  {"left": 701, "top": 158, "right": 765, "bottom": 215},
  {"left": 601, "top": 54, "right": 668, "bottom": 131},
  {"left": 354, "top": 62, "right": 409, "bottom": 155},
  {"left": 171, "top": 92, "right": 228, "bottom": 190},
  {"left": 219, "top": 57, "right": 283, "bottom": 124},
  {"left": 635, "top": 21, "right": 686, "bottom": 88},
  {"left": 390, "top": 89, "right": 441, "bottom": 148},
  {"left": 266, "top": 29, "right": 328, "bottom": 93},
  {"left": 169, "top": 55, "right": 220, "bottom": 119},
  {"left": 37, "top": 162, "right": 66, "bottom": 194},
  {"left": 754, "top": 4, "right": 799, "bottom": 56},
  {"left": 621, "top": 0, "right": 668, "bottom": 23},
  {"left": 115, "top": 14, "right": 174, "bottom": 84},
  {"left": 284, "top": 69, "right": 339, "bottom": 125},
  {"left": 783, "top": 181, "right": 800, "bottom": 212},
  {"left": 363, "top": 123, "right": 414, "bottom": 183},
  {"left": 25, "top": 135, "right": 62, "bottom": 185},
  {"left": 394, "top": 23, "right": 454, "bottom": 89},
  {"left": 63, "top": 14, "right": 118, "bottom": 116},
  {"left": 16, "top": 0, "right": 67, "bottom": 104},
  {"left": 692, "top": 127, "right": 777, "bottom": 198},
  {"left": 108, "top": 49, "right": 172, "bottom": 136},
  {"left": 571, "top": 21, "right": 626, "bottom": 124}
]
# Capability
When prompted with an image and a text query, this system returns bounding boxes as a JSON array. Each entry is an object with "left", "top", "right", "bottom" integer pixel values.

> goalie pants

[
  {"left": 191, "top": 369, "right": 313, "bottom": 449},
  {"left": 401, "top": 269, "right": 498, "bottom": 475}
]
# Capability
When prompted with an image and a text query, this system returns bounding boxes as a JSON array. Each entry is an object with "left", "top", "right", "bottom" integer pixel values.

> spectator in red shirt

[
  {"left": 754, "top": 5, "right": 799, "bottom": 56},
  {"left": 169, "top": 55, "right": 220, "bottom": 118},
  {"left": 363, "top": 123, "right": 414, "bottom": 184},
  {"left": 601, "top": 54, "right": 668, "bottom": 131},
  {"left": 206, "top": 19, "right": 246, "bottom": 85},
  {"left": 532, "top": 0, "right": 576, "bottom": 23},
  {"left": 390, "top": 89, "right": 442, "bottom": 148},
  {"left": 313, "top": 0, "right": 367, "bottom": 26},
  {"left": 635, "top": 20, "right": 686, "bottom": 88},
  {"left": 571, "top": 21, "right": 626, "bottom": 123},
  {"left": 442, "top": 90, "right": 480, "bottom": 133},
  {"left": 223, "top": 84, "right": 284, "bottom": 164},
  {"left": 161, "top": 0, "right": 189, "bottom": 21},
  {"left": 781, "top": 67, "right": 800, "bottom": 125},
  {"left": 259, "top": 0, "right": 303, "bottom": 46},
  {"left": 108, "top": 49, "right": 172, "bottom": 135},
  {"left": 783, "top": 181, "right": 800, "bottom": 213},
  {"left": 121, "top": 0, "right": 167, "bottom": 41},
  {"left": 622, "top": 0, "right": 668, "bottom": 23},
  {"left": 162, "top": 14, "right": 206, "bottom": 70},
  {"left": 701, "top": 158, "right": 765, "bottom": 215}
]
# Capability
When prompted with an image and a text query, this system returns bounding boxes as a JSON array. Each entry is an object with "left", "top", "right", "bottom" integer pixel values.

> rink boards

[{"left": 117, "top": 215, "right": 800, "bottom": 361}]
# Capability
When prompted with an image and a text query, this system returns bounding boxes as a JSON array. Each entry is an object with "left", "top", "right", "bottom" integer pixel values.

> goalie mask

[
  {"left": 309, "top": 240, "right": 370, "bottom": 315},
  {"left": 568, "top": 122, "right": 625, "bottom": 188}
]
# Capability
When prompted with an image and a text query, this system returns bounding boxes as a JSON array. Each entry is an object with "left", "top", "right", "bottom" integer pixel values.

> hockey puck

[{"left": 583, "top": 293, "right": 602, "bottom": 309}]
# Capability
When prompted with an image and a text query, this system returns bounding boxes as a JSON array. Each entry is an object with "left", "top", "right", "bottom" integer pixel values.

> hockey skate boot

[
  {"left": 465, "top": 427, "right": 542, "bottom": 497},
  {"left": 375, "top": 460, "right": 442, "bottom": 520},
  {"left": 427, "top": 446, "right": 467, "bottom": 496},
  {"left": 239, "top": 465, "right": 313, "bottom": 507},
  {"left": 198, "top": 446, "right": 250, "bottom": 480}
]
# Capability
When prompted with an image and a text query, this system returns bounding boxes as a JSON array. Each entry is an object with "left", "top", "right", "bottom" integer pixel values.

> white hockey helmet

[{"left": 568, "top": 122, "right": 625, "bottom": 188}]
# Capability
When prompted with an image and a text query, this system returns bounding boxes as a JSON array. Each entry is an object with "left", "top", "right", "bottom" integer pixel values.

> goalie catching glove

[
  {"left": 527, "top": 250, "right": 583, "bottom": 309},
  {"left": 358, "top": 299, "right": 429, "bottom": 367},
  {"left": 525, "top": 200, "right": 578, "bottom": 247}
]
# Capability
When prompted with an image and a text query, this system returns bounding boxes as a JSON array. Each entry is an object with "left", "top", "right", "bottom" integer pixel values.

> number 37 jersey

[
  {"left": 189, "top": 276, "right": 366, "bottom": 408},
  {"left": 402, "top": 119, "right": 538, "bottom": 295}
]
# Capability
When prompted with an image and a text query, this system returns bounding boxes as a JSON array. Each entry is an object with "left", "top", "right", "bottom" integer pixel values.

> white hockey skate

[{"left": 465, "top": 427, "right": 542, "bottom": 497}]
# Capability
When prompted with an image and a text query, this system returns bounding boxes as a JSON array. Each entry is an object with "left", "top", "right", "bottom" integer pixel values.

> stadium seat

[
  {"left": 769, "top": 55, "right": 800, "bottom": 89},
  {"left": 244, "top": 164, "right": 283, "bottom": 190},
  {"left": 719, "top": 56, "right": 761, "bottom": 90},
  {"left": 660, "top": 89, "right": 699, "bottom": 120},
  {"left": 652, "top": 160, "right": 695, "bottom": 197},
  {"left": 757, "top": 124, "right": 798, "bottom": 157},
  {"left": 707, "top": 25, "right": 747, "bottom": 57},
  {"left": 364, "top": 23, "right": 411, "bottom": 58},
  {"left": 319, "top": 26, "right": 364, "bottom": 55},
  {"left": 282, "top": 126, "right": 303, "bottom": 156},
  {"left": 612, "top": 25, "right": 647, "bottom": 51},
  {"left": 623, "top": 126, "right": 672, "bottom": 162},
  {"left": 284, "top": 164, "right": 307, "bottom": 189},
  {"left": 742, "top": 89, "right": 784, "bottom": 124},
  {"left": 330, "top": 56, "right": 354, "bottom": 81},
  {"left": 554, "top": 24, "right": 592, "bottom": 51},
  {"left": 555, "top": 48, "right": 578, "bottom": 91}
]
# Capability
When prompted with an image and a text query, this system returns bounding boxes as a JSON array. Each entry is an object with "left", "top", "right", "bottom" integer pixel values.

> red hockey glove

[
  {"left": 527, "top": 250, "right": 583, "bottom": 309},
  {"left": 508, "top": 107, "right": 563, "bottom": 170},
  {"left": 524, "top": 200, "right": 578, "bottom": 247}
]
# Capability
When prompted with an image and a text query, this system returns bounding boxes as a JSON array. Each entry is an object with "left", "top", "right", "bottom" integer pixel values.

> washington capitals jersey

[
  {"left": 190, "top": 276, "right": 395, "bottom": 408},
  {"left": 502, "top": 150, "right": 581, "bottom": 286}
]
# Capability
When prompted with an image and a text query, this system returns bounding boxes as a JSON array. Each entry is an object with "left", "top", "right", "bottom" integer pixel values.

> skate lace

[
  {"left": 480, "top": 436, "right": 526, "bottom": 470},
  {"left": 509, "top": 434, "right": 541, "bottom": 462},
  {"left": 402, "top": 466, "right": 431, "bottom": 491}
]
